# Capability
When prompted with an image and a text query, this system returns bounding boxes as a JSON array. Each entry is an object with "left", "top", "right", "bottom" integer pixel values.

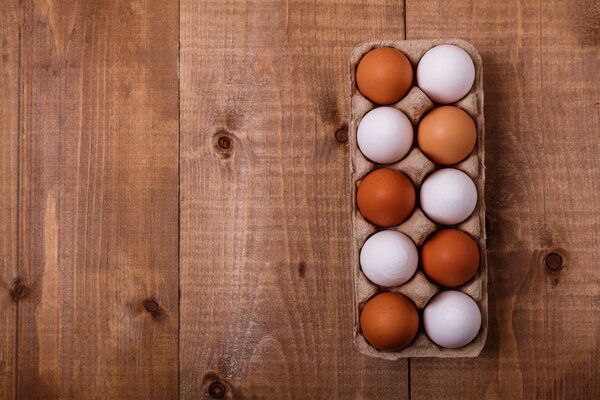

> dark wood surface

[
  {"left": 180, "top": 1, "right": 411, "bottom": 398},
  {"left": 1, "top": 3, "right": 19, "bottom": 398},
  {"left": 1, "top": 0, "right": 599, "bottom": 398},
  {"left": 1, "top": 1, "right": 179, "bottom": 399}
]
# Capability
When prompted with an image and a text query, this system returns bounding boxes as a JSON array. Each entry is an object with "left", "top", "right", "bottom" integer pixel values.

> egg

[
  {"left": 360, "top": 230, "right": 418, "bottom": 287},
  {"left": 356, "top": 47, "right": 413, "bottom": 105},
  {"left": 360, "top": 292, "right": 419, "bottom": 351},
  {"left": 416, "top": 45, "right": 475, "bottom": 104},
  {"left": 418, "top": 106, "right": 477, "bottom": 165},
  {"left": 357, "top": 168, "right": 415, "bottom": 227},
  {"left": 421, "top": 229, "right": 479, "bottom": 287},
  {"left": 357, "top": 107, "right": 413, "bottom": 164},
  {"left": 423, "top": 290, "right": 481, "bottom": 348},
  {"left": 420, "top": 168, "right": 477, "bottom": 225}
]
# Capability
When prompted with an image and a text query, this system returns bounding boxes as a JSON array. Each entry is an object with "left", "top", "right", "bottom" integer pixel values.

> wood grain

[
  {"left": 406, "top": 0, "right": 600, "bottom": 398},
  {"left": 180, "top": 0, "right": 410, "bottom": 398},
  {"left": 0, "top": 2, "right": 19, "bottom": 398},
  {"left": 1, "top": 0, "right": 599, "bottom": 398},
  {"left": 12, "top": 1, "right": 179, "bottom": 398}
]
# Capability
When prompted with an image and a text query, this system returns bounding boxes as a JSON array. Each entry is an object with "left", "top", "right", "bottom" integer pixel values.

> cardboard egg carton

[{"left": 349, "top": 39, "right": 487, "bottom": 358}]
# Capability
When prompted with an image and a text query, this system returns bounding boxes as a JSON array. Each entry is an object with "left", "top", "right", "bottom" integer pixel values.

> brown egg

[
  {"left": 417, "top": 106, "right": 477, "bottom": 165},
  {"left": 360, "top": 292, "right": 419, "bottom": 351},
  {"left": 356, "top": 47, "right": 413, "bottom": 105},
  {"left": 421, "top": 229, "right": 480, "bottom": 287},
  {"left": 357, "top": 168, "right": 415, "bottom": 227}
]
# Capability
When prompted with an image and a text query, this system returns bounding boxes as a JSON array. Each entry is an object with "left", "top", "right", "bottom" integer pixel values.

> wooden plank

[
  {"left": 0, "top": 2, "right": 19, "bottom": 398},
  {"left": 15, "top": 1, "right": 179, "bottom": 398},
  {"left": 406, "top": 0, "right": 600, "bottom": 398},
  {"left": 180, "top": 1, "right": 410, "bottom": 398}
]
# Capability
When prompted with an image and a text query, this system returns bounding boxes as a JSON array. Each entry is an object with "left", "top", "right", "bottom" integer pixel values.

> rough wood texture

[
  {"left": 180, "top": 0, "right": 409, "bottom": 398},
  {"left": 1, "top": 0, "right": 598, "bottom": 398},
  {"left": 4, "top": 1, "right": 180, "bottom": 398},
  {"left": 407, "top": 0, "right": 600, "bottom": 398},
  {"left": 0, "top": 3, "right": 19, "bottom": 399}
]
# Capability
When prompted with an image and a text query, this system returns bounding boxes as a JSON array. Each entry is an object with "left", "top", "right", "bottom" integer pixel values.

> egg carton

[{"left": 349, "top": 39, "right": 487, "bottom": 358}]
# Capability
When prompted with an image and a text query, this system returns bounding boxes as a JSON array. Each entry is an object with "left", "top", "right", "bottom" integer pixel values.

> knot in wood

[
  {"left": 297, "top": 261, "right": 306, "bottom": 277},
  {"left": 335, "top": 127, "right": 348, "bottom": 143},
  {"left": 208, "top": 381, "right": 226, "bottom": 398},
  {"left": 217, "top": 135, "right": 231, "bottom": 150},
  {"left": 545, "top": 252, "right": 563, "bottom": 272},
  {"left": 144, "top": 299, "right": 159, "bottom": 313},
  {"left": 11, "top": 280, "right": 27, "bottom": 301},
  {"left": 214, "top": 130, "right": 234, "bottom": 158}
]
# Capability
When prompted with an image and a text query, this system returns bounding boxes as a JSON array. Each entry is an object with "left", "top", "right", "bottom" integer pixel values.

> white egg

[
  {"left": 360, "top": 230, "right": 418, "bottom": 287},
  {"left": 357, "top": 107, "right": 413, "bottom": 164},
  {"left": 417, "top": 45, "right": 475, "bottom": 104},
  {"left": 420, "top": 168, "right": 477, "bottom": 225},
  {"left": 423, "top": 290, "right": 481, "bottom": 348}
]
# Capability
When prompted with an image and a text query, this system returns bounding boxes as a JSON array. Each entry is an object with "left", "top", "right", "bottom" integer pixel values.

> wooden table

[{"left": 1, "top": 1, "right": 598, "bottom": 398}]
